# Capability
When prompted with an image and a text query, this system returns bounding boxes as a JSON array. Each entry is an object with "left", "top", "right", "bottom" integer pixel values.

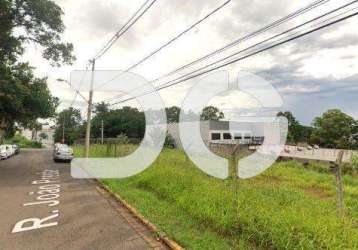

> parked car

[
  {"left": 53, "top": 144, "right": 74, "bottom": 162},
  {"left": 12, "top": 145, "right": 20, "bottom": 154},
  {"left": 3, "top": 145, "right": 15, "bottom": 157},
  {"left": 0, "top": 145, "right": 9, "bottom": 160}
]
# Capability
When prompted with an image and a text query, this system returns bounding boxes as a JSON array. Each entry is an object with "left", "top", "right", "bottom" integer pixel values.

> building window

[
  {"left": 223, "top": 133, "right": 232, "bottom": 139},
  {"left": 234, "top": 135, "right": 242, "bottom": 140},
  {"left": 211, "top": 133, "right": 221, "bottom": 140},
  {"left": 244, "top": 136, "right": 251, "bottom": 139}
]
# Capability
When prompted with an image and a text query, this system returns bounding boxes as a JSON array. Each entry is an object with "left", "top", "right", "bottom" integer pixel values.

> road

[{"left": 0, "top": 149, "right": 167, "bottom": 250}]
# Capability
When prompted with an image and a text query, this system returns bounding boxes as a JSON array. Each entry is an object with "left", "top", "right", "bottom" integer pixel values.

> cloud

[{"left": 28, "top": 0, "right": 358, "bottom": 125}]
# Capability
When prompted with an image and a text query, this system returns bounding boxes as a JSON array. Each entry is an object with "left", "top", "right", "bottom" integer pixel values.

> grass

[
  {"left": 3, "top": 134, "right": 42, "bottom": 148},
  {"left": 74, "top": 144, "right": 358, "bottom": 250}
]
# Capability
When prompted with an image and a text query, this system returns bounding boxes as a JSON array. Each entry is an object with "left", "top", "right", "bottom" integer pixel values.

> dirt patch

[{"left": 304, "top": 186, "right": 331, "bottom": 200}]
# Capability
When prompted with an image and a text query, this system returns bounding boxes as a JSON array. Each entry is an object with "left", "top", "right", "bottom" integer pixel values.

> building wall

[{"left": 167, "top": 120, "right": 265, "bottom": 148}]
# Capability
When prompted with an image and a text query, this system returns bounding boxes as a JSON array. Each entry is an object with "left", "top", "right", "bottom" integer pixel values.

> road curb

[{"left": 94, "top": 179, "right": 184, "bottom": 250}]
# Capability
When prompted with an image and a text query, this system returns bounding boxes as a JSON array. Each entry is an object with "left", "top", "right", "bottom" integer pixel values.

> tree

[
  {"left": 91, "top": 106, "right": 145, "bottom": 139},
  {"left": 277, "top": 111, "right": 305, "bottom": 143},
  {"left": 201, "top": 106, "right": 224, "bottom": 121},
  {"left": 0, "top": 0, "right": 75, "bottom": 141},
  {"left": 0, "top": 65, "right": 58, "bottom": 140},
  {"left": 94, "top": 102, "right": 109, "bottom": 116},
  {"left": 166, "top": 106, "right": 181, "bottom": 123},
  {"left": 54, "top": 108, "right": 82, "bottom": 145},
  {"left": 0, "top": 0, "right": 75, "bottom": 66},
  {"left": 310, "top": 109, "right": 358, "bottom": 149}
]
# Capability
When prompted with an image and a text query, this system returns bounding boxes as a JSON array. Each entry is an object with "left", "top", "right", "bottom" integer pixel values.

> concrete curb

[{"left": 94, "top": 179, "right": 184, "bottom": 250}]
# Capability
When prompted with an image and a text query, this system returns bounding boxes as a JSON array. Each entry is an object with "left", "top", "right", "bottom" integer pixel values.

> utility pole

[
  {"left": 62, "top": 116, "right": 65, "bottom": 144},
  {"left": 101, "top": 119, "right": 104, "bottom": 144},
  {"left": 85, "top": 59, "right": 96, "bottom": 158}
]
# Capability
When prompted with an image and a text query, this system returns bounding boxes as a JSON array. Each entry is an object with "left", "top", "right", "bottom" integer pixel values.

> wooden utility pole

[
  {"left": 229, "top": 143, "right": 240, "bottom": 179},
  {"left": 101, "top": 119, "right": 104, "bottom": 145},
  {"left": 229, "top": 143, "right": 240, "bottom": 212},
  {"left": 85, "top": 59, "right": 96, "bottom": 157},
  {"left": 334, "top": 150, "right": 344, "bottom": 217},
  {"left": 62, "top": 117, "right": 65, "bottom": 144}
]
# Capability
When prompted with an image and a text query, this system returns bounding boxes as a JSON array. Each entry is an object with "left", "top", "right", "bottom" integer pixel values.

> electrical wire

[
  {"left": 94, "top": 0, "right": 232, "bottom": 91},
  {"left": 103, "top": 0, "right": 331, "bottom": 102},
  {"left": 93, "top": 0, "right": 157, "bottom": 61},
  {"left": 110, "top": 7, "right": 358, "bottom": 105}
]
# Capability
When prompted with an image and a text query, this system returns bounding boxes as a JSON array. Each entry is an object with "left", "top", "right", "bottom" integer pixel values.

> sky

[{"left": 21, "top": 0, "right": 358, "bottom": 125}]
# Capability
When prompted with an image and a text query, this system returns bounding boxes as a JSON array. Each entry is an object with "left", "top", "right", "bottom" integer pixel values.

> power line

[
  {"left": 94, "top": 0, "right": 157, "bottom": 61},
  {"left": 110, "top": 7, "right": 358, "bottom": 105},
  {"left": 95, "top": 0, "right": 232, "bottom": 91},
  {"left": 93, "top": 0, "right": 151, "bottom": 60},
  {"left": 103, "top": 0, "right": 330, "bottom": 102},
  {"left": 153, "top": 0, "right": 358, "bottom": 91},
  {"left": 150, "top": 0, "right": 330, "bottom": 83}
]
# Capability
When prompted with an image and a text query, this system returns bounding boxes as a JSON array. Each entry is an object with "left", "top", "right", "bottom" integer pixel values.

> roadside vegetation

[
  {"left": 74, "top": 145, "right": 358, "bottom": 249},
  {"left": 4, "top": 134, "right": 42, "bottom": 148}
]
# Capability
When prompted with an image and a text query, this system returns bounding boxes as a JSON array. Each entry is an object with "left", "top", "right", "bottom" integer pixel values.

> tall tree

[
  {"left": 54, "top": 108, "right": 82, "bottom": 145},
  {"left": 91, "top": 106, "right": 145, "bottom": 139},
  {"left": 94, "top": 102, "right": 110, "bottom": 116},
  {"left": 201, "top": 106, "right": 224, "bottom": 121},
  {"left": 0, "top": 0, "right": 75, "bottom": 141},
  {"left": 166, "top": 106, "right": 181, "bottom": 123},
  {"left": 277, "top": 111, "right": 303, "bottom": 143},
  {"left": 310, "top": 109, "right": 358, "bottom": 149}
]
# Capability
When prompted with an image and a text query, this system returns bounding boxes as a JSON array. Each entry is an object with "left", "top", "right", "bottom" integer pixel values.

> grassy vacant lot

[{"left": 74, "top": 145, "right": 358, "bottom": 249}]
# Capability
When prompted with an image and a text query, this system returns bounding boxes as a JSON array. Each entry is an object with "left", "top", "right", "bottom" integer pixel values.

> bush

[
  {"left": 352, "top": 153, "right": 358, "bottom": 168},
  {"left": 4, "top": 134, "right": 42, "bottom": 148},
  {"left": 164, "top": 133, "right": 176, "bottom": 148},
  {"left": 116, "top": 133, "right": 130, "bottom": 144}
]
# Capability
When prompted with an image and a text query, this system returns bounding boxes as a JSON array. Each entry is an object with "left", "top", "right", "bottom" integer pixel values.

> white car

[
  {"left": 4, "top": 145, "right": 15, "bottom": 157},
  {"left": 0, "top": 145, "right": 9, "bottom": 160},
  {"left": 53, "top": 144, "right": 74, "bottom": 162}
]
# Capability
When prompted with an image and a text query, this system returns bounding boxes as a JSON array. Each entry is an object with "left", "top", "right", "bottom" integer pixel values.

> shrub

[
  {"left": 164, "top": 133, "right": 176, "bottom": 148},
  {"left": 116, "top": 133, "right": 129, "bottom": 144},
  {"left": 352, "top": 153, "right": 358, "bottom": 172},
  {"left": 4, "top": 134, "right": 42, "bottom": 148}
]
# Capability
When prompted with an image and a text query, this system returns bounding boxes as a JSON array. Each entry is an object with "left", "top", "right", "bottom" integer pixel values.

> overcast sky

[{"left": 22, "top": 0, "right": 358, "bottom": 125}]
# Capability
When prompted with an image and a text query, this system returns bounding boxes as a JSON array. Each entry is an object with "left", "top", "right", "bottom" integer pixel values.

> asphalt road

[{"left": 0, "top": 149, "right": 166, "bottom": 250}]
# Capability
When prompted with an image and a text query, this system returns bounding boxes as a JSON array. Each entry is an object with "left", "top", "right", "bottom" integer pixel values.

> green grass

[
  {"left": 74, "top": 145, "right": 358, "bottom": 250},
  {"left": 3, "top": 134, "right": 42, "bottom": 148}
]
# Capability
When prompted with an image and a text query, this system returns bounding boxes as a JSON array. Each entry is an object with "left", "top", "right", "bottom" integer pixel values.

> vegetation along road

[{"left": 74, "top": 144, "right": 358, "bottom": 249}]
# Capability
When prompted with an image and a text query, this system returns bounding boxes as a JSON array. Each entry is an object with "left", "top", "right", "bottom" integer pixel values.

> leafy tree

[
  {"left": 91, "top": 106, "right": 145, "bottom": 139},
  {"left": 94, "top": 102, "right": 110, "bottom": 116},
  {"left": 277, "top": 111, "right": 303, "bottom": 143},
  {"left": 201, "top": 106, "right": 224, "bottom": 121},
  {"left": 310, "top": 109, "right": 358, "bottom": 149},
  {"left": 0, "top": 0, "right": 75, "bottom": 65},
  {"left": 0, "top": 0, "right": 74, "bottom": 141},
  {"left": 166, "top": 106, "right": 181, "bottom": 123},
  {"left": 0, "top": 66, "right": 58, "bottom": 140},
  {"left": 54, "top": 108, "right": 82, "bottom": 145}
]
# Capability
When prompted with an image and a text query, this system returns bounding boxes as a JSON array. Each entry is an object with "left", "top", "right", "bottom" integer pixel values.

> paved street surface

[{"left": 0, "top": 149, "right": 167, "bottom": 250}]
